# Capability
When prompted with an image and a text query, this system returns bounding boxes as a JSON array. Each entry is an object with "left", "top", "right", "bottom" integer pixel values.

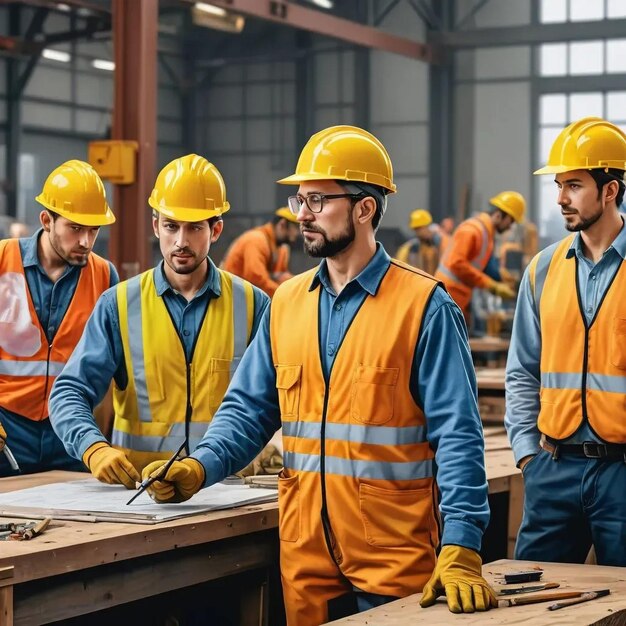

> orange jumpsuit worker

[
  {"left": 141, "top": 125, "right": 495, "bottom": 624},
  {"left": 435, "top": 192, "right": 525, "bottom": 321},
  {"left": 221, "top": 207, "right": 300, "bottom": 296}
]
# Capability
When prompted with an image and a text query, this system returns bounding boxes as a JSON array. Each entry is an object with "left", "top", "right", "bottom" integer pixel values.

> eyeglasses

[{"left": 287, "top": 192, "right": 364, "bottom": 215}]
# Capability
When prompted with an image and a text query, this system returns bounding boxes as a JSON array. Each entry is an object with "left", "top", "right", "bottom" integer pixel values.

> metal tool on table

[
  {"left": 126, "top": 440, "right": 187, "bottom": 506},
  {"left": 0, "top": 517, "right": 51, "bottom": 541},
  {"left": 548, "top": 589, "right": 610, "bottom": 611},
  {"left": 502, "top": 569, "right": 543, "bottom": 584},
  {"left": 1, "top": 443, "right": 20, "bottom": 472},
  {"left": 497, "top": 582, "right": 560, "bottom": 596}
]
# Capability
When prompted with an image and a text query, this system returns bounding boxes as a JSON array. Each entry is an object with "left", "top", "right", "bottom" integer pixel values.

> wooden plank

[
  {"left": 324, "top": 560, "right": 625, "bottom": 624},
  {"left": 476, "top": 367, "right": 506, "bottom": 391},
  {"left": 507, "top": 474, "right": 524, "bottom": 559},
  {"left": 0, "top": 567, "right": 13, "bottom": 626},
  {"left": 13, "top": 532, "right": 276, "bottom": 625},
  {"left": 469, "top": 337, "right": 510, "bottom": 353}
]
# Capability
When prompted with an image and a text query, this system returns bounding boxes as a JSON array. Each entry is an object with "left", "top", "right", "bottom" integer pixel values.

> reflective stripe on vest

[
  {"left": 112, "top": 421, "right": 209, "bottom": 453},
  {"left": 0, "top": 360, "right": 65, "bottom": 377}
]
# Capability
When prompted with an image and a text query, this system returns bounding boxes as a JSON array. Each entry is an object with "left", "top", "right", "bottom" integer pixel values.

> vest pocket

[
  {"left": 359, "top": 481, "right": 435, "bottom": 548},
  {"left": 208, "top": 358, "right": 234, "bottom": 414},
  {"left": 275, "top": 364, "right": 302, "bottom": 419},
  {"left": 278, "top": 471, "right": 300, "bottom": 542},
  {"left": 610, "top": 317, "right": 626, "bottom": 369},
  {"left": 351, "top": 365, "right": 398, "bottom": 425}
]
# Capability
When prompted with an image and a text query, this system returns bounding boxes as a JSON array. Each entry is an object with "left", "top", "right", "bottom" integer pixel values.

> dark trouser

[
  {"left": 0, "top": 410, "right": 86, "bottom": 477},
  {"left": 515, "top": 448, "right": 626, "bottom": 566}
]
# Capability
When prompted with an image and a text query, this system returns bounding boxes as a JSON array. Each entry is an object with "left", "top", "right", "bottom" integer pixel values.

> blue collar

[
  {"left": 566, "top": 217, "right": 626, "bottom": 261},
  {"left": 309, "top": 243, "right": 391, "bottom": 297},
  {"left": 154, "top": 257, "right": 222, "bottom": 298},
  {"left": 21, "top": 228, "right": 45, "bottom": 268}
]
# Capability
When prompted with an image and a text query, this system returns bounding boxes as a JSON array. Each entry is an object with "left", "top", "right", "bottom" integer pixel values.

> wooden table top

[
  {"left": 0, "top": 471, "right": 278, "bottom": 586},
  {"left": 476, "top": 367, "right": 506, "bottom": 391},
  {"left": 469, "top": 337, "right": 510, "bottom": 353},
  {"left": 325, "top": 559, "right": 625, "bottom": 624}
]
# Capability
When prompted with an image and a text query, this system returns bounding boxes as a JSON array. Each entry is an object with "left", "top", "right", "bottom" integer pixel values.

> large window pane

[
  {"left": 540, "top": 43, "right": 567, "bottom": 76},
  {"left": 539, "top": 179, "right": 564, "bottom": 242},
  {"left": 540, "top": 94, "right": 567, "bottom": 125},
  {"left": 570, "top": 0, "right": 604, "bottom": 20},
  {"left": 540, "top": 0, "right": 567, "bottom": 22},
  {"left": 607, "top": 92, "right": 626, "bottom": 122},
  {"left": 607, "top": 39, "right": 626, "bottom": 73},
  {"left": 569, "top": 41, "right": 604, "bottom": 74},
  {"left": 608, "top": 0, "right": 626, "bottom": 18},
  {"left": 569, "top": 92, "right": 603, "bottom": 119},
  {"left": 540, "top": 126, "right": 563, "bottom": 163}
]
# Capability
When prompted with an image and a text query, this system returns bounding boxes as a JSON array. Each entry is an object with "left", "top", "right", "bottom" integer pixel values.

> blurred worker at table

[
  {"left": 395, "top": 209, "right": 443, "bottom": 275},
  {"left": 435, "top": 191, "right": 525, "bottom": 322},
  {"left": 221, "top": 207, "right": 301, "bottom": 296},
  {"left": 0, "top": 160, "right": 117, "bottom": 476}
]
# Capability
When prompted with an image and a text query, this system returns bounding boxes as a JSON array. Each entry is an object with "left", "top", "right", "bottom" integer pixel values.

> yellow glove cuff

[{"left": 82, "top": 441, "right": 110, "bottom": 469}]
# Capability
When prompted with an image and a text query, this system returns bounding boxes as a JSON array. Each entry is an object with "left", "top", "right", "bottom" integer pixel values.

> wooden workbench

[
  {"left": 476, "top": 367, "right": 506, "bottom": 424},
  {"left": 324, "top": 560, "right": 625, "bottom": 625},
  {"left": 0, "top": 471, "right": 279, "bottom": 626},
  {"left": 469, "top": 336, "right": 510, "bottom": 368}
]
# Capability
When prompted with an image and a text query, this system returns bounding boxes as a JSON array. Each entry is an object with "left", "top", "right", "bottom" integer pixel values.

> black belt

[{"left": 540, "top": 435, "right": 626, "bottom": 462}]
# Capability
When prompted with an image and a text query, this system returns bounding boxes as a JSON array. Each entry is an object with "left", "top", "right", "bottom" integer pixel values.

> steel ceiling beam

[{"left": 180, "top": 0, "right": 439, "bottom": 63}]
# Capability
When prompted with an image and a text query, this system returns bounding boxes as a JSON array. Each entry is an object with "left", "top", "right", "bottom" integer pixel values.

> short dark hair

[
  {"left": 46, "top": 209, "right": 60, "bottom": 221},
  {"left": 588, "top": 168, "right": 626, "bottom": 206},
  {"left": 489, "top": 207, "right": 509, "bottom": 220}
]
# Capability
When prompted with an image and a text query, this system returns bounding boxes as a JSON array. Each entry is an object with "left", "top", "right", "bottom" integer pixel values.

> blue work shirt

[
  {"left": 0, "top": 229, "right": 118, "bottom": 424},
  {"left": 505, "top": 220, "right": 626, "bottom": 464},
  {"left": 49, "top": 259, "right": 270, "bottom": 461},
  {"left": 192, "top": 244, "right": 490, "bottom": 552}
]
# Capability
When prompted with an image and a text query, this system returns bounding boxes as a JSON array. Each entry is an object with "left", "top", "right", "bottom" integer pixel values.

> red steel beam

[
  {"left": 184, "top": 0, "right": 439, "bottom": 63},
  {"left": 109, "top": 0, "right": 157, "bottom": 277}
]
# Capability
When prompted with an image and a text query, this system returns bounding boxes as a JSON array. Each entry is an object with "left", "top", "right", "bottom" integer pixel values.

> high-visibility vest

[
  {"left": 0, "top": 238, "right": 110, "bottom": 420},
  {"left": 270, "top": 259, "right": 440, "bottom": 601},
  {"left": 529, "top": 235, "right": 626, "bottom": 443},
  {"left": 435, "top": 212, "right": 494, "bottom": 311},
  {"left": 395, "top": 238, "right": 439, "bottom": 275},
  {"left": 112, "top": 267, "right": 255, "bottom": 471}
]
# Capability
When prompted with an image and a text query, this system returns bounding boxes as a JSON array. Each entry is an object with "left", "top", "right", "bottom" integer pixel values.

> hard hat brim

[
  {"left": 35, "top": 194, "right": 116, "bottom": 226},
  {"left": 533, "top": 164, "right": 582, "bottom": 175},
  {"left": 149, "top": 198, "right": 230, "bottom": 222},
  {"left": 490, "top": 199, "right": 524, "bottom": 223},
  {"left": 276, "top": 172, "right": 397, "bottom": 193}
]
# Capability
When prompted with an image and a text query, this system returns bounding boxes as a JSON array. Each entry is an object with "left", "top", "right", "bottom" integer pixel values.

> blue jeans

[
  {"left": 515, "top": 448, "right": 626, "bottom": 566},
  {"left": 0, "top": 408, "right": 86, "bottom": 477}
]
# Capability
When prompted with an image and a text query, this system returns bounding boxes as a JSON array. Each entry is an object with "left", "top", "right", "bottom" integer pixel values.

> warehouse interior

[{"left": 1, "top": 1, "right": 626, "bottom": 625}]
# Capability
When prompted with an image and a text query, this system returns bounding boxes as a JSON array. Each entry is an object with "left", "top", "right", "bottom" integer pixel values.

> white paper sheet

[{"left": 0, "top": 478, "right": 277, "bottom": 524}]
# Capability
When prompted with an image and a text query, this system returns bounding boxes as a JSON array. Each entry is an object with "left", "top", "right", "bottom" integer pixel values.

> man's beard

[
  {"left": 166, "top": 249, "right": 204, "bottom": 274},
  {"left": 302, "top": 214, "right": 355, "bottom": 258},
  {"left": 563, "top": 206, "right": 603, "bottom": 232},
  {"left": 49, "top": 231, "right": 89, "bottom": 267}
]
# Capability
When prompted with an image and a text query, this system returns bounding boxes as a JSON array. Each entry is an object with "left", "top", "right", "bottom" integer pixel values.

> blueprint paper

[{"left": 0, "top": 478, "right": 277, "bottom": 524}]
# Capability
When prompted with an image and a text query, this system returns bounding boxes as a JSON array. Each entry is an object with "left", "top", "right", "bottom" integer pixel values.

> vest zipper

[
  {"left": 40, "top": 343, "right": 53, "bottom": 419},
  {"left": 184, "top": 362, "right": 192, "bottom": 456}
]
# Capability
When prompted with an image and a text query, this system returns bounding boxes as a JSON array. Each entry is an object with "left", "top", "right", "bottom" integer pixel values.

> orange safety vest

[
  {"left": 0, "top": 238, "right": 110, "bottom": 420},
  {"left": 435, "top": 212, "right": 494, "bottom": 313},
  {"left": 529, "top": 235, "right": 626, "bottom": 443},
  {"left": 270, "top": 260, "right": 440, "bottom": 624}
]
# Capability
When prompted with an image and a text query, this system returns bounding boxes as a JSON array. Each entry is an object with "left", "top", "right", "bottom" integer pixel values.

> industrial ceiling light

[
  {"left": 311, "top": 0, "right": 334, "bottom": 9},
  {"left": 92, "top": 59, "right": 115, "bottom": 71},
  {"left": 42, "top": 48, "right": 71, "bottom": 62},
  {"left": 192, "top": 2, "right": 245, "bottom": 34},
  {"left": 56, "top": 3, "right": 71, "bottom": 11}
]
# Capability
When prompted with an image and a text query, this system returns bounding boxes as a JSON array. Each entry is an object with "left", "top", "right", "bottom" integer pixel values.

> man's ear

[
  {"left": 40, "top": 210, "right": 52, "bottom": 232},
  {"left": 152, "top": 214, "right": 159, "bottom": 239},
  {"left": 356, "top": 197, "right": 377, "bottom": 225},
  {"left": 211, "top": 219, "right": 224, "bottom": 243},
  {"left": 604, "top": 180, "right": 619, "bottom": 203}
]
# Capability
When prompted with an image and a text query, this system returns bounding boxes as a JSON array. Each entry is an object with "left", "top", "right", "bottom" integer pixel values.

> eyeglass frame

[{"left": 287, "top": 192, "right": 366, "bottom": 215}]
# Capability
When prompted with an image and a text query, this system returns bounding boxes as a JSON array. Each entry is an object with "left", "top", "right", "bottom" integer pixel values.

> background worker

[
  {"left": 141, "top": 125, "right": 495, "bottom": 624},
  {"left": 49, "top": 155, "right": 269, "bottom": 488},
  {"left": 395, "top": 208, "right": 442, "bottom": 275},
  {"left": 221, "top": 206, "right": 300, "bottom": 296},
  {"left": 435, "top": 191, "right": 525, "bottom": 322},
  {"left": 506, "top": 117, "right": 626, "bottom": 566},
  {"left": 0, "top": 160, "right": 117, "bottom": 476}
]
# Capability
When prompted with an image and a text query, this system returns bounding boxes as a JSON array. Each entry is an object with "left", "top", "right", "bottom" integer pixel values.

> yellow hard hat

[
  {"left": 275, "top": 207, "right": 298, "bottom": 223},
  {"left": 149, "top": 154, "right": 230, "bottom": 222},
  {"left": 490, "top": 191, "right": 526, "bottom": 223},
  {"left": 277, "top": 125, "right": 396, "bottom": 193},
  {"left": 409, "top": 209, "right": 432, "bottom": 229},
  {"left": 534, "top": 117, "right": 626, "bottom": 175},
  {"left": 35, "top": 160, "right": 115, "bottom": 227}
]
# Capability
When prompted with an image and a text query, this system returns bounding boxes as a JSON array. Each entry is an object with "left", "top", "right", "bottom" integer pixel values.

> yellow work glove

[
  {"left": 487, "top": 279, "right": 516, "bottom": 299},
  {"left": 141, "top": 458, "right": 205, "bottom": 503},
  {"left": 420, "top": 545, "right": 498, "bottom": 613},
  {"left": 83, "top": 442, "right": 141, "bottom": 490},
  {"left": 0, "top": 421, "right": 6, "bottom": 452}
]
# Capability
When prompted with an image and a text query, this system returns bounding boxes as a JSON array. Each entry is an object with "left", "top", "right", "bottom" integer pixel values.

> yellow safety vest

[
  {"left": 112, "top": 267, "right": 255, "bottom": 471},
  {"left": 529, "top": 235, "right": 626, "bottom": 443}
]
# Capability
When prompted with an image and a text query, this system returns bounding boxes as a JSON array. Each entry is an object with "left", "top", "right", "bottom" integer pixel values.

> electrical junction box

[{"left": 88, "top": 140, "right": 138, "bottom": 184}]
